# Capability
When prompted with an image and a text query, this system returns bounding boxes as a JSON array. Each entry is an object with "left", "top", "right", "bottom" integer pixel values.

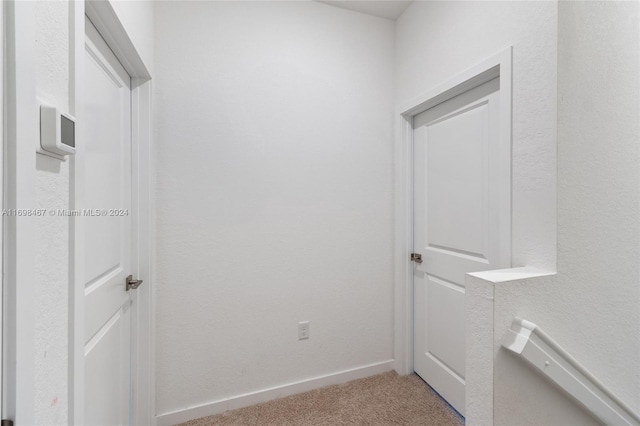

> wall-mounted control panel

[{"left": 40, "top": 103, "right": 76, "bottom": 157}]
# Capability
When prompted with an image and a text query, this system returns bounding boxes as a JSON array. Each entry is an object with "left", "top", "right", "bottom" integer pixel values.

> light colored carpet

[{"left": 178, "top": 371, "right": 465, "bottom": 426}]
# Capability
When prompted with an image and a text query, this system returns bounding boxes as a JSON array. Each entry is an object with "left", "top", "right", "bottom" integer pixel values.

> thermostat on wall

[{"left": 40, "top": 104, "right": 76, "bottom": 156}]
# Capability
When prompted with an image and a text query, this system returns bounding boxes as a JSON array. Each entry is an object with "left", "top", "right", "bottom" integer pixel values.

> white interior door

[
  {"left": 412, "top": 77, "right": 508, "bottom": 415},
  {"left": 83, "top": 16, "right": 133, "bottom": 426}
]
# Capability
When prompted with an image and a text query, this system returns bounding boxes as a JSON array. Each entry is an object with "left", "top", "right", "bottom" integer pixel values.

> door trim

[
  {"left": 393, "top": 47, "right": 512, "bottom": 378},
  {"left": 70, "top": 2, "right": 153, "bottom": 425},
  {"left": 0, "top": 0, "right": 4, "bottom": 417}
]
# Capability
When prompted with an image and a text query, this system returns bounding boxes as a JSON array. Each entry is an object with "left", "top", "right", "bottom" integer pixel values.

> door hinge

[
  {"left": 411, "top": 253, "right": 423, "bottom": 264},
  {"left": 2, "top": 419, "right": 14, "bottom": 426}
]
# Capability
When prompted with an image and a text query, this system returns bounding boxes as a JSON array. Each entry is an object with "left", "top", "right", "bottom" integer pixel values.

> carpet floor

[{"left": 178, "top": 371, "right": 465, "bottom": 426}]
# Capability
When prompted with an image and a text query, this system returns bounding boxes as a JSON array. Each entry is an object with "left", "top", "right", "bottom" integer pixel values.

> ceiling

[{"left": 316, "top": 1, "right": 414, "bottom": 20}]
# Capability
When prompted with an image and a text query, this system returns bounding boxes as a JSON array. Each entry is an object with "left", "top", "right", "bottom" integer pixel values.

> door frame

[
  {"left": 70, "top": 2, "right": 154, "bottom": 425},
  {"left": 393, "top": 47, "right": 512, "bottom": 377},
  {"left": 0, "top": 0, "right": 4, "bottom": 416}
]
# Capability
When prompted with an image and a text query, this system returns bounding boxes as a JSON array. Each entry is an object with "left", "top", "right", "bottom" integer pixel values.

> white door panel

[
  {"left": 84, "top": 16, "right": 133, "bottom": 426},
  {"left": 413, "top": 77, "right": 508, "bottom": 416},
  {"left": 426, "top": 276, "right": 466, "bottom": 377},
  {"left": 427, "top": 104, "right": 487, "bottom": 257},
  {"left": 85, "top": 305, "right": 131, "bottom": 426},
  {"left": 84, "top": 269, "right": 130, "bottom": 343},
  {"left": 84, "top": 23, "right": 131, "bottom": 287}
]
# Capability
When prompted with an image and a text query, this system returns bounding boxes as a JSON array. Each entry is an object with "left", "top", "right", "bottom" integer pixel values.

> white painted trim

[
  {"left": 68, "top": 1, "right": 86, "bottom": 423},
  {"left": 130, "top": 77, "right": 154, "bottom": 426},
  {"left": 393, "top": 110, "right": 413, "bottom": 376},
  {"left": 393, "top": 47, "right": 513, "bottom": 377},
  {"left": 155, "top": 360, "right": 395, "bottom": 426},
  {"left": 2, "top": 1, "right": 37, "bottom": 423},
  {"left": 503, "top": 318, "right": 640, "bottom": 425},
  {"left": 70, "top": 2, "right": 154, "bottom": 425},
  {"left": 145, "top": 77, "right": 158, "bottom": 426},
  {"left": 84, "top": 1, "right": 150, "bottom": 80},
  {"left": 0, "top": 0, "right": 4, "bottom": 415}
]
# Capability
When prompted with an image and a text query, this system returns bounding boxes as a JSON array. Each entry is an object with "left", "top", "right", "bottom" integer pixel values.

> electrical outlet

[{"left": 298, "top": 321, "right": 310, "bottom": 340}]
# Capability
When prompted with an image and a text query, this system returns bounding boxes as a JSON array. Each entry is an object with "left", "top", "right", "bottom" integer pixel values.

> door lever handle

[{"left": 126, "top": 275, "right": 143, "bottom": 291}]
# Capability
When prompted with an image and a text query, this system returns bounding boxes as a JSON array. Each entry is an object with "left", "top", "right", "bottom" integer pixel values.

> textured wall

[
  {"left": 396, "top": 1, "right": 558, "bottom": 271},
  {"left": 493, "top": 2, "right": 640, "bottom": 423},
  {"left": 34, "top": 1, "right": 70, "bottom": 423},
  {"left": 153, "top": 1, "right": 395, "bottom": 415},
  {"left": 555, "top": 0, "right": 639, "bottom": 410}
]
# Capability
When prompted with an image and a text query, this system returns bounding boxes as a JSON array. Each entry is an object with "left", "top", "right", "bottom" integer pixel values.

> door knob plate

[{"left": 126, "top": 275, "right": 143, "bottom": 291}]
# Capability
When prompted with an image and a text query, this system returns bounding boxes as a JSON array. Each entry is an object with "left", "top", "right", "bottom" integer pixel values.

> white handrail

[{"left": 502, "top": 318, "right": 640, "bottom": 426}]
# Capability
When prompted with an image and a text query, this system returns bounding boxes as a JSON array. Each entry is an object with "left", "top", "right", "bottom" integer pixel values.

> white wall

[
  {"left": 492, "top": 2, "right": 640, "bottom": 424},
  {"left": 34, "top": 1, "right": 70, "bottom": 423},
  {"left": 153, "top": 1, "right": 395, "bottom": 417},
  {"left": 396, "top": 1, "right": 558, "bottom": 271}
]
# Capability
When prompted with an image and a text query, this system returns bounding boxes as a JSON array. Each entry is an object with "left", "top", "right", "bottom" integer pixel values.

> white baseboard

[{"left": 155, "top": 359, "right": 395, "bottom": 426}]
